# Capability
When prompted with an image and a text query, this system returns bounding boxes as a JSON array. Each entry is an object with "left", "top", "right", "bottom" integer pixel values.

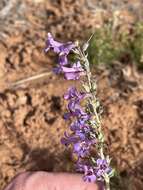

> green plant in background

[
  {"left": 127, "top": 22, "right": 143, "bottom": 70},
  {"left": 87, "top": 24, "right": 124, "bottom": 66},
  {"left": 88, "top": 22, "right": 143, "bottom": 70}
]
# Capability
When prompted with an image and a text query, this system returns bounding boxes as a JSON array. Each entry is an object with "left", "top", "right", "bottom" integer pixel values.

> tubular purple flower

[
  {"left": 69, "top": 121, "right": 92, "bottom": 142},
  {"left": 73, "top": 141, "right": 91, "bottom": 157},
  {"left": 61, "top": 126, "right": 94, "bottom": 158},
  {"left": 58, "top": 54, "right": 68, "bottom": 65},
  {"left": 53, "top": 61, "right": 85, "bottom": 80},
  {"left": 64, "top": 106, "right": 89, "bottom": 121},
  {"left": 75, "top": 128, "right": 87, "bottom": 141},
  {"left": 62, "top": 61, "right": 84, "bottom": 80},
  {"left": 96, "top": 158, "right": 111, "bottom": 180},
  {"left": 64, "top": 104, "right": 83, "bottom": 119},
  {"left": 83, "top": 166, "right": 97, "bottom": 182},
  {"left": 63, "top": 107, "right": 90, "bottom": 126},
  {"left": 70, "top": 121, "right": 90, "bottom": 133},
  {"left": 64, "top": 87, "right": 85, "bottom": 101},
  {"left": 70, "top": 121, "right": 82, "bottom": 131},
  {"left": 77, "top": 164, "right": 97, "bottom": 182},
  {"left": 45, "top": 33, "right": 62, "bottom": 53},
  {"left": 68, "top": 101, "right": 81, "bottom": 112},
  {"left": 63, "top": 87, "right": 88, "bottom": 120},
  {"left": 61, "top": 132, "right": 78, "bottom": 146},
  {"left": 45, "top": 33, "right": 75, "bottom": 54},
  {"left": 75, "top": 127, "right": 91, "bottom": 141},
  {"left": 78, "top": 112, "right": 90, "bottom": 125}
]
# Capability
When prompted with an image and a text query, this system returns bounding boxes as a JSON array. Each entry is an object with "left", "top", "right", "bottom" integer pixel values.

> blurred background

[{"left": 0, "top": 0, "right": 143, "bottom": 189}]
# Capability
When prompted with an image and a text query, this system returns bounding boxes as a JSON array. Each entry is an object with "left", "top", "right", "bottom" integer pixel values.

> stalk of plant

[{"left": 44, "top": 33, "right": 115, "bottom": 190}]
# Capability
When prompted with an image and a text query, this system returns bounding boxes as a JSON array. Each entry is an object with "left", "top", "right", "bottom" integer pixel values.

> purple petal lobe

[{"left": 45, "top": 33, "right": 75, "bottom": 55}]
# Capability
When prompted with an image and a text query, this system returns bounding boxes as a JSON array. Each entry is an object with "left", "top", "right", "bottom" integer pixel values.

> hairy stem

[
  {"left": 81, "top": 50, "right": 110, "bottom": 190},
  {"left": 84, "top": 56, "right": 105, "bottom": 157}
]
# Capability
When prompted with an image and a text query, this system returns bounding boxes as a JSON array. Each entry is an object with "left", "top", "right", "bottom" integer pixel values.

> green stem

[
  {"left": 105, "top": 175, "right": 110, "bottom": 190},
  {"left": 84, "top": 56, "right": 105, "bottom": 159},
  {"left": 106, "top": 182, "right": 110, "bottom": 190},
  {"left": 81, "top": 51, "right": 111, "bottom": 190}
]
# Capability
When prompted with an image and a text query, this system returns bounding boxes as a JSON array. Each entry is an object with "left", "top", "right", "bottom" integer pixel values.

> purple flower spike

[
  {"left": 45, "top": 33, "right": 114, "bottom": 186},
  {"left": 45, "top": 33, "right": 75, "bottom": 55}
]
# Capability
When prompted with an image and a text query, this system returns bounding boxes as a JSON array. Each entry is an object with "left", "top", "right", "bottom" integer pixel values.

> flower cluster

[
  {"left": 45, "top": 33, "right": 84, "bottom": 80},
  {"left": 77, "top": 158, "right": 112, "bottom": 182},
  {"left": 61, "top": 86, "right": 112, "bottom": 183},
  {"left": 61, "top": 87, "right": 95, "bottom": 158},
  {"left": 45, "top": 33, "right": 114, "bottom": 190}
]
